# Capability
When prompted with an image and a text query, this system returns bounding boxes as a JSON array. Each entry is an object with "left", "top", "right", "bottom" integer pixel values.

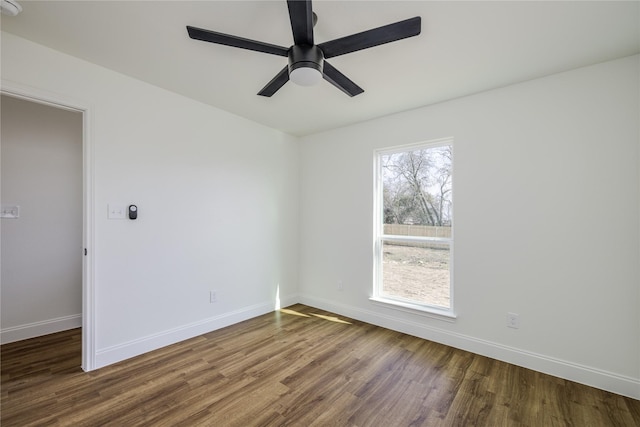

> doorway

[{"left": 0, "top": 86, "right": 94, "bottom": 370}]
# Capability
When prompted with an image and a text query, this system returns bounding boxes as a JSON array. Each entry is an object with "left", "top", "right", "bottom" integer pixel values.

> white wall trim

[
  {"left": 95, "top": 293, "right": 299, "bottom": 369},
  {"left": 299, "top": 294, "right": 640, "bottom": 400},
  {"left": 1, "top": 314, "right": 82, "bottom": 344},
  {"left": 1, "top": 78, "right": 96, "bottom": 371}
]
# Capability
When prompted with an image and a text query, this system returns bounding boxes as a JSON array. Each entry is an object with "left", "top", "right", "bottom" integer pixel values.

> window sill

[{"left": 369, "top": 297, "right": 457, "bottom": 323}]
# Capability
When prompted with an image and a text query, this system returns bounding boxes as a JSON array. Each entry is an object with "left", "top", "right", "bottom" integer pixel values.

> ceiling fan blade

[
  {"left": 318, "top": 16, "right": 421, "bottom": 59},
  {"left": 187, "top": 26, "right": 289, "bottom": 57},
  {"left": 322, "top": 61, "right": 364, "bottom": 97},
  {"left": 287, "top": 0, "right": 314, "bottom": 45},
  {"left": 258, "top": 66, "right": 290, "bottom": 97}
]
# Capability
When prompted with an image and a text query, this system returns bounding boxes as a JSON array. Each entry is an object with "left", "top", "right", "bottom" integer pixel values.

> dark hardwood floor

[{"left": 2, "top": 304, "right": 639, "bottom": 426}]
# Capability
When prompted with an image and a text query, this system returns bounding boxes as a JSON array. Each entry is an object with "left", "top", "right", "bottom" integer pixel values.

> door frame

[{"left": 1, "top": 79, "right": 96, "bottom": 371}]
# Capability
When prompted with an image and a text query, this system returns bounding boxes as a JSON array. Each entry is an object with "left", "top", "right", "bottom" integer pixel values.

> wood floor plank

[{"left": 2, "top": 304, "right": 639, "bottom": 426}]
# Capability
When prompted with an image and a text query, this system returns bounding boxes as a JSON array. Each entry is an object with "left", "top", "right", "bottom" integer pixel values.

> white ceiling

[{"left": 2, "top": 1, "right": 639, "bottom": 136}]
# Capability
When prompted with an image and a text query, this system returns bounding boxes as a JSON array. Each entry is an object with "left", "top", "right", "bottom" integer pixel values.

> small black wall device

[{"left": 128, "top": 205, "right": 137, "bottom": 220}]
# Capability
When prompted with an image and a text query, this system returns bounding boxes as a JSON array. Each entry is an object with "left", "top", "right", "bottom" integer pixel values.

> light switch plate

[
  {"left": 107, "top": 204, "right": 127, "bottom": 219},
  {"left": 1, "top": 205, "right": 20, "bottom": 219}
]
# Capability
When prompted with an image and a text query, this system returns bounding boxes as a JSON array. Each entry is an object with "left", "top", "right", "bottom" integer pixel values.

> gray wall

[{"left": 1, "top": 95, "right": 83, "bottom": 342}]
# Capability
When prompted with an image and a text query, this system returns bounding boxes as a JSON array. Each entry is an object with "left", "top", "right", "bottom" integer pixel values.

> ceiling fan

[{"left": 186, "top": 0, "right": 421, "bottom": 97}]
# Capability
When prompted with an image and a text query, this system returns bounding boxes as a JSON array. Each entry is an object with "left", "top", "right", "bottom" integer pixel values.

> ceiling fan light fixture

[
  {"left": 290, "top": 66, "right": 323, "bottom": 86},
  {"left": 288, "top": 44, "right": 324, "bottom": 86}
]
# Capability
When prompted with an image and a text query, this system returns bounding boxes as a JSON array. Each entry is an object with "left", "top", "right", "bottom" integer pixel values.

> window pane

[
  {"left": 375, "top": 141, "right": 453, "bottom": 312},
  {"left": 381, "top": 145, "right": 452, "bottom": 235},
  {"left": 381, "top": 240, "right": 450, "bottom": 309}
]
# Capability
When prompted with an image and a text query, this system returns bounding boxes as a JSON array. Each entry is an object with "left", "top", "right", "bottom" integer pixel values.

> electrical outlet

[
  {"left": 210, "top": 291, "right": 217, "bottom": 303},
  {"left": 506, "top": 312, "right": 520, "bottom": 329},
  {"left": 337, "top": 280, "right": 344, "bottom": 291}
]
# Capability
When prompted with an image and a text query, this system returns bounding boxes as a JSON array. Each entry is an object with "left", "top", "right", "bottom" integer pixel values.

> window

[{"left": 373, "top": 139, "right": 454, "bottom": 316}]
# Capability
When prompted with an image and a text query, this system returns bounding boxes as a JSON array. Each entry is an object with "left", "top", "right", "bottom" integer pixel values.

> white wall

[
  {"left": 1, "top": 95, "right": 83, "bottom": 343},
  {"left": 1, "top": 32, "right": 299, "bottom": 367},
  {"left": 298, "top": 56, "right": 640, "bottom": 398}
]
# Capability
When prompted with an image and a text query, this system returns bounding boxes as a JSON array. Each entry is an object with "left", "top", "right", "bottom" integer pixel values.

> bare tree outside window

[
  {"left": 376, "top": 142, "right": 453, "bottom": 311},
  {"left": 382, "top": 145, "right": 452, "bottom": 227}
]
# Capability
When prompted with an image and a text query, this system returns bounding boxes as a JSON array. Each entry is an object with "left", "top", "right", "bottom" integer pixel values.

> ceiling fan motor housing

[{"left": 288, "top": 45, "right": 324, "bottom": 77}]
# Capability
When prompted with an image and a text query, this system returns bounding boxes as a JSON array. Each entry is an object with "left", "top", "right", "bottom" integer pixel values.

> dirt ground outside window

[{"left": 382, "top": 244, "right": 450, "bottom": 308}]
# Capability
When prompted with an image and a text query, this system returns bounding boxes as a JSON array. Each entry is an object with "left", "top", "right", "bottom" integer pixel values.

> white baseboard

[
  {"left": 9, "top": 294, "right": 637, "bottom": 400},
  {"left": 1, "top": 314, "right": 82, "bottom": 344},
  {"left": 94, "top": 293, "right": 299, "bottom": 369},
  {"left": 298, "top": 294, "right": 640, "bottom": 400}
]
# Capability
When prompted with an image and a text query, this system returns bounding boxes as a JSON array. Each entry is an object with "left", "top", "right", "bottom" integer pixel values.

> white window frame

[{"left": 371, "top": 138, "right": 456, "bottom": 320}]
